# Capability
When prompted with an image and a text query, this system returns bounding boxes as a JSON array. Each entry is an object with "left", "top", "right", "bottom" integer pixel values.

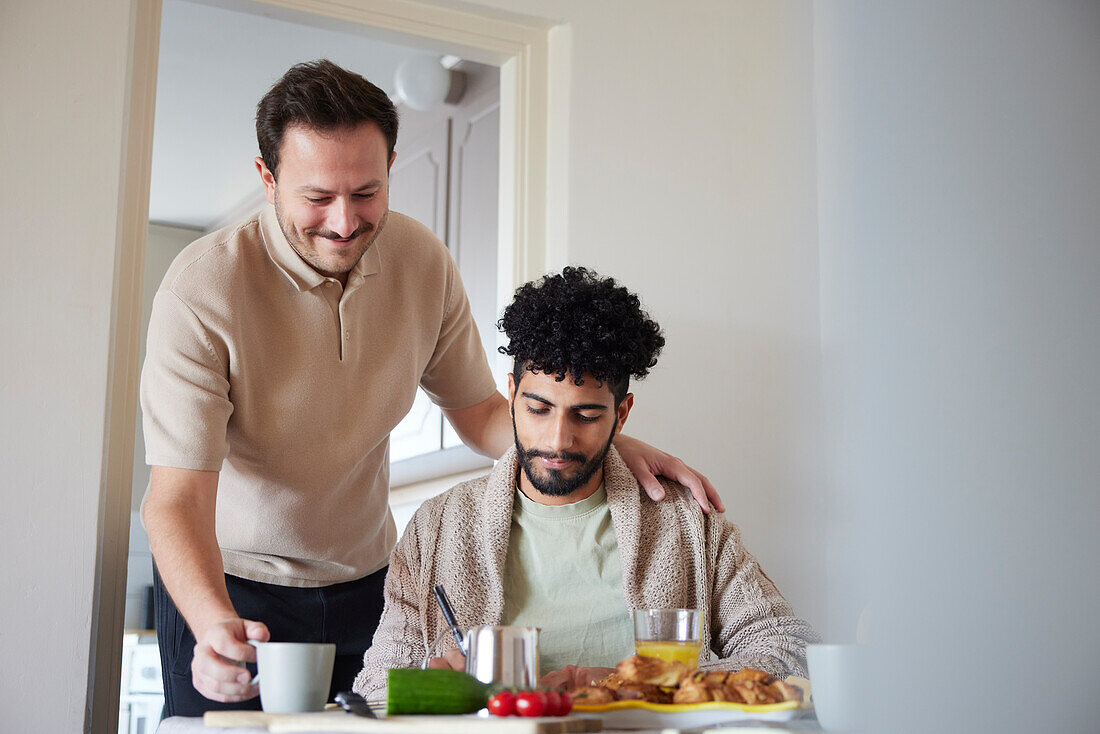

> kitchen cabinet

[{"left": 118, "top": 631, "right": 164, "bottom": 734}]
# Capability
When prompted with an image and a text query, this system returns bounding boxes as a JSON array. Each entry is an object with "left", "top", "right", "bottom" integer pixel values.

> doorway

[{"left": 94, "top": 0, "right": 560, "bottom": 731}]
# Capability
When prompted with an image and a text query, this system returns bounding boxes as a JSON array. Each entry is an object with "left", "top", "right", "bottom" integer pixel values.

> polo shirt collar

[{"left": 259, "top": 205, "right": 381, "bottom": 292}]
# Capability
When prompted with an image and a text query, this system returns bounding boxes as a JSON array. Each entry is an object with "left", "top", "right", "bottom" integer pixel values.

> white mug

[
  {"left": 806, "top": 643, "right": 864, "bottom": 731},
  {"left": 249, "top": 641, "right": 335, "bottom": 713}
]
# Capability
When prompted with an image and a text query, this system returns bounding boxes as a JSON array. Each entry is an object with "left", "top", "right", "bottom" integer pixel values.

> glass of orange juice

[{"left": 633, "top": 608, "right": 702, "bottom": 666}]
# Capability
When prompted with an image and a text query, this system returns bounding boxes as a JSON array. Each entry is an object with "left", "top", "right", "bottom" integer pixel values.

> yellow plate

[
  {"left": 574, "top": 699, "right": 801, "bottom": 714},
  {"left": 572, "top": 676, "right": 811, "bottom": 729},
  {"left": 572, "top": 699, "right": 804, "bottom": 729},
  {"left": 572, "top": 699, "right": 805, "bottom": 730}
]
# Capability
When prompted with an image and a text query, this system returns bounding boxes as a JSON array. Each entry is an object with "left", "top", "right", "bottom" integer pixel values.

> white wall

[
  {"left": 34, "top": 1, "right": 1100, "bottom": 730},
  {"left": 0, "top": 1, "right": 137, "bottom": 731},
  {"left": 1, "top": 4, "right": 826, "bottom": 730},
  {"left": 815, "top": 1, "right": 1100, "bottom": 731},
  {"left": 466, "top": 0, "right": 827, "bottom": 630}
]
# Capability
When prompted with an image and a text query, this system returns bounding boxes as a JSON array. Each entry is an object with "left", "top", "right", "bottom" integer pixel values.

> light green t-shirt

[{"left": 500, "top": 484, "right": 636, "bottom": 675}]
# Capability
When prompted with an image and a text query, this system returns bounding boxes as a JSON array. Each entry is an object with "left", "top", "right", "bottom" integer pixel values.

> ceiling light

[{"left": 394, "top": 55, "right": 466, "bottom": 111}]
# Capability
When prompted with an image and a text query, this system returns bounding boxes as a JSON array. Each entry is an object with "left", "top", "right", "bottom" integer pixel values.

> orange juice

[{"left": 634, "top": 639, "right": 702, "bottom": 666}]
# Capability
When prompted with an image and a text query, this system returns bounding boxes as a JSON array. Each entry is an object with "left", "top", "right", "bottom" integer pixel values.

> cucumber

[{"left": 386, "top": 668, "right": 492, "bottom": 715}]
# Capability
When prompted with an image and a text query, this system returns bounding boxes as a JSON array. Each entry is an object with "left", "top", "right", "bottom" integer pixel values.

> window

[{"left": 387, "top": 67, "right": 504, "bottom": 487}]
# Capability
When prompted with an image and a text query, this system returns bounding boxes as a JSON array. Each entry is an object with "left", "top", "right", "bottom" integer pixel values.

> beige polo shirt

[{"left": 139, "top": 206, "right": 497, "bottom": 587}]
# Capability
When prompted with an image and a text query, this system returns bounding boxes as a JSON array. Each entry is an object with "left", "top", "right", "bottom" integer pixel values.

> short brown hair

[{"left": 256, "top": 59, "right": 399, "bottom": 178}]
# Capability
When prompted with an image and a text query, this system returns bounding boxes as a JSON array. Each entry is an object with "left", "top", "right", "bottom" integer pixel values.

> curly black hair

[{"left": 497, "top": 267, "right": 665, "bottom": 404}]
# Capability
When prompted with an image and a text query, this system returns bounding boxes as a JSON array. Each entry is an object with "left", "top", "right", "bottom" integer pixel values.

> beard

[
  {"left": 513, "top": 415, "right": 616, "bottom": 497},
  {"left": 274, "top": 188, "right": 386, "bottom": 279}
]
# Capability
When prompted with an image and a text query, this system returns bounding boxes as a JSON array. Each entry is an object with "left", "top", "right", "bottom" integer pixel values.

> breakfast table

[{"left": 155, "top": 710, "right": 825, "bottom": 734}]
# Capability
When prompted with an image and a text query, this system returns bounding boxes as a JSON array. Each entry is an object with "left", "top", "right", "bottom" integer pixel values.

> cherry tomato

[
  {"left": 514, "top": 690, "right": 546, "bottom": 717},
  {"left": 543, "top": 690, "right": 563, "bottom": 716},
  {"left": 487, "top": 690, "right": 516, "bottom": 717},
  {"left": 557, "top": 691, "right": 573, "bottom": 716}
]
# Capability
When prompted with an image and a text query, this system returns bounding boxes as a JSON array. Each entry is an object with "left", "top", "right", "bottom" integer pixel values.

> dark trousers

[{"left": 152, "top": 562, "right": 387, "bottom": 718}]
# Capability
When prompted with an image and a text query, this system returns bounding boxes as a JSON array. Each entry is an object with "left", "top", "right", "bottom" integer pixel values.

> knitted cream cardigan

[{"left": 354, "top": 446, "right": 819, "bottom": 698}]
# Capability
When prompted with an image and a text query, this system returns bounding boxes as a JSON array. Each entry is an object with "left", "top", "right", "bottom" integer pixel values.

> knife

[{"left": 335, "top": 690, "right": 380, "bottom": 718}]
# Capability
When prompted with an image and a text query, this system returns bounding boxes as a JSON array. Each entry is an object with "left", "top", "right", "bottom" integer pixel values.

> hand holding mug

[{"left": 191, "top": 617, "right": 270, "bottom": 703}]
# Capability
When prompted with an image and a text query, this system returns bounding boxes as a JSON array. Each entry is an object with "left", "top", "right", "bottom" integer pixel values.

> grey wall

[{"left": 815, "top": 1, "right": 1100, "bottom": 731}]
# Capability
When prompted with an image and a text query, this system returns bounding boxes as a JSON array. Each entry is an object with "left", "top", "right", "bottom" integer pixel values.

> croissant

[
  {"left": 616, "top": 654, "right": 690, "bottom": 687},
  {"left": 595, "top": 671, "right": 628, "bottom": 690},
  {"left": 727, "top": 680, "right": 773, "bottom": 705},
  {"left": 767, "top": 679, "right": 804, "bottom": 702},
  {"left": 570, "top": 686, "right": 615, "bottom": 705},
  {"left": 708, "top": 683, "right": 742, "bottom": 703},
  {"left": 671, "top": 677, "right": 712, "bottom": 704},
  {"left": 616, "top": 683, "right": 673, "bottom": 704},
  {"left": 570, "top": 656, "right": 804, "bottom": 707},
  {"left": 727, "top": 668, "right": 775, "bottom": 685},
  {"left": 701, "top": 669, "right": 731, "bottom": 686}
]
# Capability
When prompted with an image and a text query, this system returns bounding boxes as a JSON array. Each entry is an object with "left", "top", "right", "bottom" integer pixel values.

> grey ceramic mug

[
  {"left": 249, "top": 641, "right": 335, "bottom": 713},
  {"left": 806, "top": 643, "right": 865, "bottom": 731}
]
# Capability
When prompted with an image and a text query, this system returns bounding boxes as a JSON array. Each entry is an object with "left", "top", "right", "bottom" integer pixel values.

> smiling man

[
  {"left": 354, "top": 267, "right": 818, "bottom": 698},
  {"left": 140, "top": 60, "right": 723, "bottom": 718},
  {"left": 141, "top": 61, "right": 497, "bottom": 717},
  {"left": 262, "top": 125, "right": 391, "bottom": 283}
]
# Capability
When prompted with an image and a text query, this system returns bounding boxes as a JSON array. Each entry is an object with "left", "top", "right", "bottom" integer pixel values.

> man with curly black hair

[
  {"left": 355, "top": 268, "right": 818, "bottom": 697},
  {"left": 498, "top": 267, "right": 666, "bottom": 499}
]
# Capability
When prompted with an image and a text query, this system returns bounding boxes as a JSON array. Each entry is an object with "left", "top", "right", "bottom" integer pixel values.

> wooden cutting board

[{"left": 203, "top": 710, "right": 602, "bottom": 733}]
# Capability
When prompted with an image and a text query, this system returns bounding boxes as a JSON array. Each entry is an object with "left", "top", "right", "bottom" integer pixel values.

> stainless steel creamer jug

[{"left": 463, "top": 625, "right": 540, "bottom": 688}]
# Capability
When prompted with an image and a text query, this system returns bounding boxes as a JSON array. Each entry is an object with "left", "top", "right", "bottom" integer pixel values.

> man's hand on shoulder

[
  {"left": 191, "top": 617, "right": 270, "bottom": 703},
  {"left": 613, "top": 433, "right": 725, "bottom": 513}
]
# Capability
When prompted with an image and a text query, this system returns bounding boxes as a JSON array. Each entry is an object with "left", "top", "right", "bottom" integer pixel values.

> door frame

[{"left": 91, "top": 0, "right": 564, "bottom": 730}]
